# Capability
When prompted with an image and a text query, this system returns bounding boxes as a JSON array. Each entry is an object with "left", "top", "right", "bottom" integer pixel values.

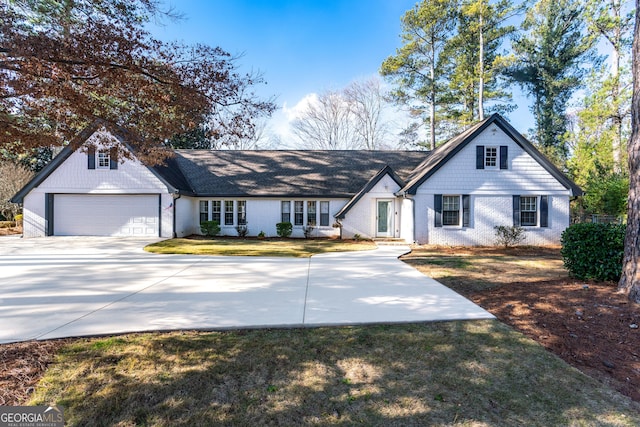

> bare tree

[
  {"left": 291, "top": 91, "right": 358, "bottom": 149},
  {"left": 0, "top": 162, "right": 33, "bottom": 220},
  {"left": 344, "top": 78, "right": 389, "bottom": 150}
]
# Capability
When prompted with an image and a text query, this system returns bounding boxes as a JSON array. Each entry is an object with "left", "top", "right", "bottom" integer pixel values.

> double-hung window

[
  {"left": 237, "top": 201, "right": 247, "bottom": 225},
  {"left": 520, "top": 196, "right": 537, "bottom": 226},
  {"left": 320, "top": 201, "right": 330, "bottom": 226},
  {"left": 281, "top": 201, "right": 291, "bottom": 223},
  {"left": 97, "top": 150, "right": 110, "bottom": 169},
  {"left": 199, "top": 201, "right": 209, "bottom": 224},
  {"left": 212, "top": 201, "right": 221, "bottom": 224},
  {"left": 442, "top": 196, "right": 460, "bottom": 226},
  {"left": 294, "top": 201, "right": 304, "bottom": 226},
  {"left": 224, "top": 201, "right": 234, "bottom": 225},
  {"left": 485, "top": 147, "right": 498, "bottom": 169},
  {"left": 307, "top": 201, "right": 317, "bottom": 226}
]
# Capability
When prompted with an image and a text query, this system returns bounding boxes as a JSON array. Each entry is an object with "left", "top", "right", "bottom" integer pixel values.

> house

[{"left": 11, "top": 113, "right": 582, "bottom": 245}]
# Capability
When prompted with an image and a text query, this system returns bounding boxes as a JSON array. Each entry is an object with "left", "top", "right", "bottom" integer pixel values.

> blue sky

[{"left": 152, "top": 0, "right": 533, "bottom": 146}]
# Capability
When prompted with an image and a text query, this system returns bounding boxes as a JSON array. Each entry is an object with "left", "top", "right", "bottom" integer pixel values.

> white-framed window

[
  {"left": 212, "top": 201, "right": 221, "bottom": 224},
  {"left": 199, "top": 201, "right": 209, "bottom": 224},
  {"left": 520, "top": 196, "right": 537, "bottom": 226},
  {"left": 307, "top": 201, "right": 317, "bottom": 226},
  {"left": 320, "top": 201, "right": 330, "bottom": 226},
  {"left": 281, "top": 201, "right": 291, "bottom": 223},
  {"left": 97, "top": 150, "right": 110, "bottom": 169},
  {"left": 237, "top": 200, "right": 247, "bottom": 225},
  {"left": 224, "top": 201, "right": 234, "bottom": 225},
  {"left": 485, "top": 146, "right": 498, "bottom": 169},
  {"left": 294, "top": 201, "right": 304, "bottom": 226},
  {"left": 442, "top": 195, "right": 460, "bottom": 226}
]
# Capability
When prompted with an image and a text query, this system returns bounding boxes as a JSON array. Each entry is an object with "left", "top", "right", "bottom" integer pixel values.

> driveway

[{"left": 0, "top": 236, "right": 493, "bottom": 343}]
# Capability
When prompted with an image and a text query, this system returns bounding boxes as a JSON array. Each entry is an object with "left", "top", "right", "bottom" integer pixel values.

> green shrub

[
  {"left": 14, "top": 214, "right": 23, "bottom": 223},
  {"left": 494, "top": 225, "right": 526, "bottom": 248},
  {"left": 276, "top": 222, "right": 292, "bottom": 238},
  {"left": 560, "top": 223, "right": 625, "bottom": 281},
  {"left": 200, "top": 220, "right": 220, "bottom": 237},
  {"left": 236, "top": 224, "right": 248, "bottom": 238}
]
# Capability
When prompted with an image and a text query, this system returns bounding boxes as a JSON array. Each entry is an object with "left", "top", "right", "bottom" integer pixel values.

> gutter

[{"left": 172, "top": 192, "right": 181, "bottom": 238}]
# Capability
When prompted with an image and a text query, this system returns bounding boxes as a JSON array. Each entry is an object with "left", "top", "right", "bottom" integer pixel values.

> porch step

[{"left": 373, "top": 238, "right": 409, "bottom": 246}]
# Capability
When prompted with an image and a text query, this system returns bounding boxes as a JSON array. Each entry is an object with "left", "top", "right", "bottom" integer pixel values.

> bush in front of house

[
  {"left": 494, "top": 225, "right": 526, "bottom": 248},
  {"left": 560, "top": 222, "right": 625, "bottom": 281},
  {"left": 276, "top": 222, "right": 292, "bottom": 238},
  {"left": 200, "top": 220, "right": 220, "bottom": 237}
]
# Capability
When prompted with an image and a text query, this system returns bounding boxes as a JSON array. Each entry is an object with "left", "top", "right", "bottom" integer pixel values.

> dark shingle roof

[{"left": 165, "top": 150, "right": 427, "bottom": 197}]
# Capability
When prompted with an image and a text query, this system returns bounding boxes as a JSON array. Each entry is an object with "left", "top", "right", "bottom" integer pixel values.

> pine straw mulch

[{"left": 470, "top": 279, "right": 640, "bottom": 403}]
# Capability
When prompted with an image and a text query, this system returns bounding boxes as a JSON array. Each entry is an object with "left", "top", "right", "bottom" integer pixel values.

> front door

[{"left": 376, "top": 200, "right": 393, "bottom": 237}]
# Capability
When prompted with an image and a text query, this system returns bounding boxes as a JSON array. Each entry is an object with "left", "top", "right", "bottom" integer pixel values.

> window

[
  {"left": 224, "top": 201, "right": 234, "bottom": 225},
  {"left": 294, "top": 201, "right": 304, "bottom": 225},
  {"left": 199, "top": 201, "right": 209, "bottom": 224},
  {"left": 485, "top": 147, "right": 497, "bottom": 168},
  {"left": 97, "top": 150, "right": 110, "bottom": 169},
  {"left": 237, "top": 200, "right": 246, "bottom": 225},
  {"left": 442, "top": 195, "right": 460, "bottom": 226},
  {"left": 320, "top": 201, "right": 330, "bottom": 226},
  {"left": 520, "top": 196, "right": 537, "bottom": 226},
  {"left": 212, "top": 201, "right": 221, "bottom": 224},
  {"left": 281, "top": 201, "right": 291, "bottom": 223},
  {"left": 307, "top": 201, "right": 317, "bottom": 226}
]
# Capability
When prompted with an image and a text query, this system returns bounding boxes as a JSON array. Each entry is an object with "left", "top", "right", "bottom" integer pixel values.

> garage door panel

[{"left": 54, "top": 195, "right": 159, "bottom": 236}]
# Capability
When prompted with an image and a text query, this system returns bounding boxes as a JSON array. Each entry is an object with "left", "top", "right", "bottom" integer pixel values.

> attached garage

[{"left": 53, "top": 194, "right": 160, "bottom": 237}]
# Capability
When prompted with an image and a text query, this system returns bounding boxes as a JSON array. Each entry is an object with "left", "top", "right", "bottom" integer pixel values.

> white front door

[{"left": 376, "top": 200, "right": 393, "bottom": 237}]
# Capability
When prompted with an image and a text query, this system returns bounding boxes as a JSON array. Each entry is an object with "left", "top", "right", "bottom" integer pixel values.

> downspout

[{"left": 172, "top": 192, "right": 181, "bottom": 238}]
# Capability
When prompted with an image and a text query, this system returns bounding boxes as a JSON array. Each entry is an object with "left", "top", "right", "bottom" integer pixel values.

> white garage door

[{"left": 54, "top": 194, "right": 159, "bottom": 236}]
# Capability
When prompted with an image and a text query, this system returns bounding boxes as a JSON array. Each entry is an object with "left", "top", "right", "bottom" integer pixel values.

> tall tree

[
  {"left": 291, "top": 91, "right": 357, "bottom": 150},
  {"left": 1, "top": 0, "right": 275, "bottom": 165},
  {"left": 380, "top": 0, "right": 457, "bottom": 150},
  {"left": 618, "top": 0, "right": 640, "bottom": 303},
  {"left": 442, "top": 0, "right": 518, "bottom": 124},
  {"left": 585, "top": 0, "right": 634, "bottom": 171},
  {"left": 343, "top": 78, "right": 389, "bottom": 150},
  {"left": 508, "top": 0, "right": 596, "bottom": 163}
]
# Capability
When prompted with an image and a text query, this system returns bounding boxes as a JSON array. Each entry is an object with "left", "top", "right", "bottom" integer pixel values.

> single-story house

[{"left": 11, "top": 113, "right": 582, "bottom": 245}]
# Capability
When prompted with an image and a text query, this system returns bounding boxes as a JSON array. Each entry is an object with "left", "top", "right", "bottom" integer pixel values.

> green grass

[
  {"left": 30, "top": 321, "right": 639, "bottom": 426},
  {"left": 144, "top": 237, "right": 376, "bottom": 257}
]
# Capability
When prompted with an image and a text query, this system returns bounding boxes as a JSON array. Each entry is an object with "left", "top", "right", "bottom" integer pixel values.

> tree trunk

[
  {"left": 618, "top": 0, "right": 640, "bottom": 303},
  {"left": 611, "top": 0, "right": 623, "bottom": 173},
  {"left": 478, "top": 6, "right": 485, "bottom": 121}
]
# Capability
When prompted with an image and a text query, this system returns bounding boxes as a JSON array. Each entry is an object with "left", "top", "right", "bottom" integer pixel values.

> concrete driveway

[{"left": 0, "top": 236, "right": 493, "bottom": 344}]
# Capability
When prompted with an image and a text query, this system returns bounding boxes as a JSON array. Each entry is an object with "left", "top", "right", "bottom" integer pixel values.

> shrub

[
  {"left": 494, "top": 225, "right": 526, "bottom": 248},
  {"left": 560, "top": 223, "right": 625, "bottom": 281},
  {"left": 14, "top": 213, "right": 23, "bottom": 224},
  {"left": 303, "top": 226, "right": 314, "bottom": 239},
  {"left": 236, "top": 224, "right": 248, "bottom": 238},
  {"left": 200, "top": 220, "right": 220, "bottom": 237},
  {"left": 257, "top": 230, "right": 266, "bottom": 239},
  {"left": 276, "top": 222, "right": 292, "bottom": 238}
]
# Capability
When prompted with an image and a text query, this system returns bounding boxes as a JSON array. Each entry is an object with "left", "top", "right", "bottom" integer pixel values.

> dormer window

[{"left": 97, "top": 150, "right": 110, "bottom": 169}]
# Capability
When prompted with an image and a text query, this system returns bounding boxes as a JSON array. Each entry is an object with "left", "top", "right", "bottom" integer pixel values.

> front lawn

[
  {"left": 144, "top": 237, "right": 376, "bottom": 257},
  {"left": 25, "top": 321, "right": 640, "bottom": 426}
]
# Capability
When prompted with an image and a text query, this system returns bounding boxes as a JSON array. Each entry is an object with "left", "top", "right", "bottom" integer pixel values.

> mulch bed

[{"left": 470, "top": 279, "right": 640, "bottom": 403}]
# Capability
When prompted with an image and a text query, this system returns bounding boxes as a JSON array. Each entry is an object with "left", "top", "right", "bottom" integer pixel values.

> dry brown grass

[{"left": 27, "top": 322, "right": 640, "bottom": 426}]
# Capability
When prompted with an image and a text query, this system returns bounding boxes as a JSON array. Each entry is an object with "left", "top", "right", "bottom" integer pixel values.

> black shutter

[
  {"left": 462, "top": 195, "right": 470, "bottom": 227},
  {"left": 476, "top": 146, "right": 485, "bottom": 169},
  {"left": 109, "top": 147, "right": 118, "bottom": 170},
  {"left": 45, "top": 193, "right": 54, "bottom": 236},
  {"left": 434, "top": 194, "right": 443, "bottom": 228},
  {"left": 500, "top": 146, "right": 508, "bottom": 169},
  {"left": 513, "top": 195, "right": 521, "bottom": 227},
  {"left": 540, "top": 195, "right": 548, "bottom": 228},
  {"left": 87, "top": 146, "right": 96, "bottom": 169}
]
